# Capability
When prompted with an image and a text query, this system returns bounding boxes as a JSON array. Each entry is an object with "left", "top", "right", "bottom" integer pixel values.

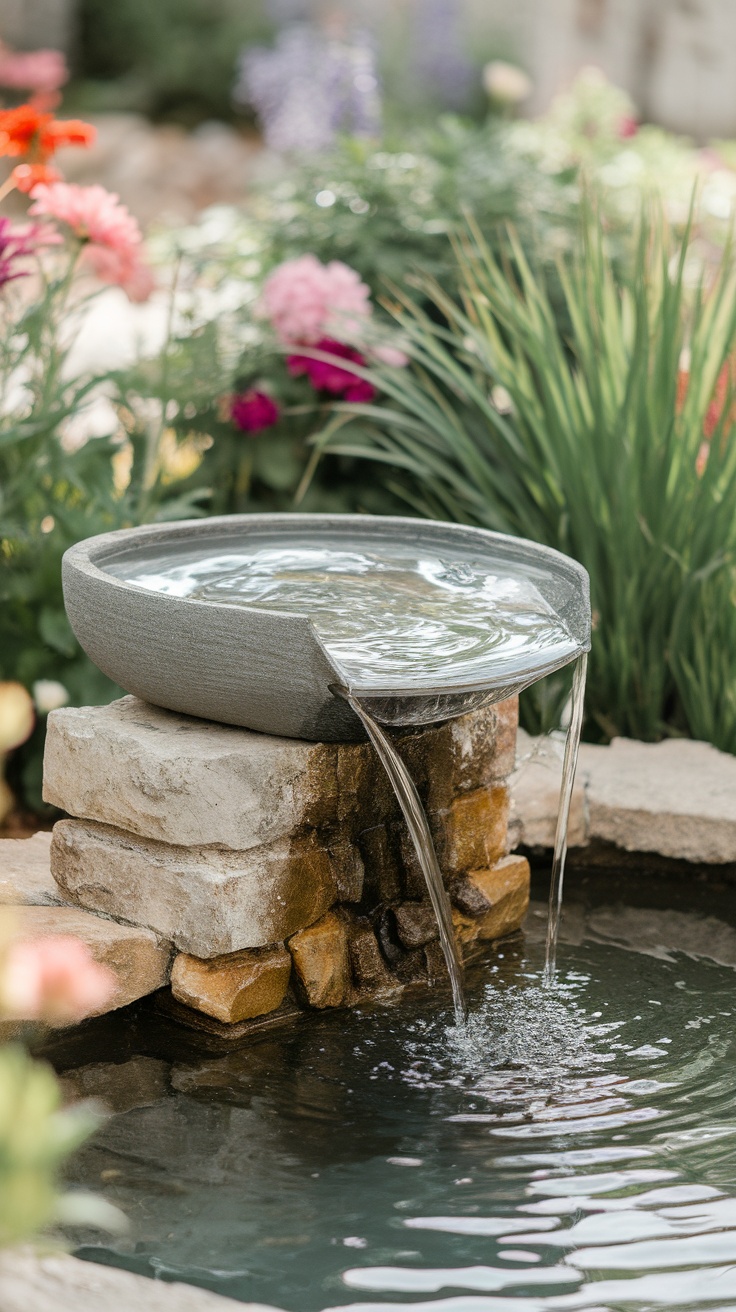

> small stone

[
  {"left": 43, "top": 696, "right": 338, "bottom": 850},
  {"left": 13, "top": 905, "right": 170, "bottom": 1014},
  {"left": 348, "top": 922, "right": 397, "bottom": 992},
  {"left": 289, "top": 911, "right": 351, "bottom": 1008},
  {"left": 0, "top": 832, "right": 64, "bottom": 906},
  {"left": 424, "top": 939, "right": 448, "bottom": 982},
  {"left": 441, "top": 786, "right": 509, "bottom": 874},
  {"left": 452, "top": 906, "right": 481, "bottom": 946},
  {"left": 455, "top": 855, "right": 530, "bottom": 941},
  {"left": 51, "top": 820, "right": 338, "bottom": 957},
  {"left": 393, "top": 901, "right": 438, "bottom": 949},
  {"left": 171, "top": 944, "right": 291, "bottom": 1024}
]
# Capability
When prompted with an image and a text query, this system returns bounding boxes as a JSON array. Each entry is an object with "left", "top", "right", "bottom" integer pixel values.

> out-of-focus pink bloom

[
  {"left": 260, "top": 254, "right": 372, "bottom": 345},
  {"left": 618, "top": 115, "right": 639, "bottom": 140},
  {"left": 29, "top": 182, "right": 154, "bottom": 301},
  {"left": 0, "top": 47, "right": 68, "bottom": 94},
  {"left": 1, "top": 935, "right": 116, "bottom": 1025},
  {"left": 0, "top": 215, "right": 60, "bottom": 288},
  {"left": 372, "top": 342, "right": 409, "bottom": 368},
  {"left": 288, "top": 337, "right": 376, "bottom": 401},
  {"left": 230, "top": 389, "right": 280, "bottom": 433}
]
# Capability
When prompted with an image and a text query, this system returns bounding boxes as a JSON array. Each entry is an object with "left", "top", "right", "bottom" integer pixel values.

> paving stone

[
  {"left": 509, "top": 728, "right": 587, "bottom": 850},
  {"left": 0, "top": 832, "right": 64, "bottom": 906},
  {"left": 0, "top": 1245, "right": 277, "bottom": 1312},
  {"left": 454, "top": 855, "right": 530, "bottom": 942},
  {"left": 171, "top": 944, "right": 292, "bottom": 1024},
  {"left": 51, "top": 819, "right": 338, "bottom": 958},
  {"left": 43, "top": 696, "right": 338, "bottom": 851},
  {"left": 393, "top": 901, "right": 438, "bottom": 949},
  {"left": 14, "top": 905, "right": 171, "bottom": 1015},
  {"left": 289, "top": 911, "right": 350, "bottom": 1008},
  {"left": 580, "top": 736, "right": 736, "bottom": 863},
  {"left": 440, "top": 785, "right": 509, "bottom": 874}
]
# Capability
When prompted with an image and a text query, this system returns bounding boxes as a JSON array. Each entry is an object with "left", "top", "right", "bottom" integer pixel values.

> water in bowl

[{"left": 117, "top": 540, "right": 588, "bottom": 1020}]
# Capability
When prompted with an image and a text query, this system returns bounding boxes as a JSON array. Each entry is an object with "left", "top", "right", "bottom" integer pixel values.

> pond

[{"left": 47, "top": 868, "right": 736, "bottom": 1312}]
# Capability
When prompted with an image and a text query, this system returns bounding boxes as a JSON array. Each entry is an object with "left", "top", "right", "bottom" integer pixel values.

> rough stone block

[
  {"left": 394, "top": 698, "right": 519, "bottom": 815},
  {"left": 393, "top": 901, "right": 438, "bottom": 949},
  {"left": 43, "top": 696, "right": 338, "bottom": 850},
  {"left": 289, "top": 911, "right": 350, "bottom": 1008},
  {"left": 455, "top": 855, "right": 530, "bottom": 941},
  {"left": 14, "top": 905, "right": 170, "bottom": 1015},
  {"left": 326, "top": 841, "right": 364, "bottom": 903},
  {"left": 0, "top": 832, "right": 64, "bottom": 906},
  {"left": 440, "top": 785, "right": 509, "bottom": 874},
  {"left": 171, "top": 944, "right": 291, "bottom": 1024},
  {"left": 348, "top": 921, "right": 397, "bottom": 992},
  {"left": 358, "top": 824, "right": 403, "bottom": 902},
  {"left": 51, "top": 819, "right": 338, "bottom": 958}
]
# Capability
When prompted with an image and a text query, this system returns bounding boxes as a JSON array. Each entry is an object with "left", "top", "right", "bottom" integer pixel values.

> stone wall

[{"left": 42, "top": 694, "right": 528, "bottom": 1035}]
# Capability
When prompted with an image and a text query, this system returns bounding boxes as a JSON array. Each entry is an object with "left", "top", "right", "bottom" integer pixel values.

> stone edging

[{"left": 510, "top": 729, "right": 736, "bottom": 864}]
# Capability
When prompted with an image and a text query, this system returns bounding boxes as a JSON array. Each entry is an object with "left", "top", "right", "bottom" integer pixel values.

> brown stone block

[
  {"left": 452, "top": 906, "right": 481, "bottom": 947},
  {"left": 348, "top": 921, "right": 397, "bottom": 992},
  {"left": 455, "top": 855, "right": 530, "bottom": 942},
  {"left": 394, "top": 901, "right": 438, "bottom": 950},
  {"left": 289, "top": 910, "right": 350, "bottom": 1008},
  {"left": 358, "top": 824, "right": 403, "bottom": 902},
  {"left": 170, "top": 943, "right": 292, "bottom": 1024},
  {"left": 424, "top": 939, "right": 448, "bottom": 983},
  {"left": 491, "top": 698, "right": 520, "bottom": 781},
  {"left": 327, "top": 841, "right": 364, "bottom": 903},
  {"left": 336, "top": 740, "right": 396, "bottom": 833},
  {"left": 441, "top": 786, "right": 509, "bottom": 874}
]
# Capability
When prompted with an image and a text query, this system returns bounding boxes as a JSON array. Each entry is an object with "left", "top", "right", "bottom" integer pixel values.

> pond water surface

[{"left": 58, "top": 884, "right": 736, "bottom": 1312}]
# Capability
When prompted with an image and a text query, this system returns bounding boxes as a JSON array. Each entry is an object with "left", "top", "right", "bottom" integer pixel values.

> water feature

[
  {"left": 105, "top": 532, "right": 589, "bottom": 1017},
  {"left": 55, "top": 877, "right": 736, "bottom": 1312}
]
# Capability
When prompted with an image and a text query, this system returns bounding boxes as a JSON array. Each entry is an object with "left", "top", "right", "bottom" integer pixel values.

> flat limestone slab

[
  {"left": 14, "top": 905, "right": 171, "bottom": 1014},
  {"left": 510, "top": 731, "right": 736, "bottom": 864},
  {"left": 51, "top": 820, "right": 338, "bottom": 957},
  {"left": 43, "top": 695, "right": 519, "bottom": 851},
  {"left": 43, "top": 696, "right": 336, "bottom": 851},
  {"left": 581, "top": 736, "right": 736, "bottom": 863},
  {"left": 0, "top": 832, "right": 64, "bottom": 906},
  {"left": 0, "top": 1246, "right": 278, "bottom": 1311}
]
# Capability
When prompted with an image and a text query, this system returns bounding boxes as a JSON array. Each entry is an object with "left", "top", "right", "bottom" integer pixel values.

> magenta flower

[
  {"left": 0, "top": 215, "right": 58, "bottom": 289},
  {"left": 231, "top": 389, "right": 280, "bottom": 433},
  {"left": 288, "top": 337, "right": 376, "bottom": 402}
]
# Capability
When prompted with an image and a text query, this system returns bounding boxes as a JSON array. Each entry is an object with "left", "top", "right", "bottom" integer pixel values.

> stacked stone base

[{"left": 41, "top": 694, "right": 529, "bottom": 1034}]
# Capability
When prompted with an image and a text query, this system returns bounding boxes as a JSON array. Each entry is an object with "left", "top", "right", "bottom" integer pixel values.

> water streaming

[
  {"left": 117, "top": 539, "right": 588, "bottom": 1016},
  {"left": 543, "top": 652, "right": 588, "bottom": 984}
]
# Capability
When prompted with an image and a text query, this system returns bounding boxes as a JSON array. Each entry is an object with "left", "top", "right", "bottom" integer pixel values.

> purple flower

[
  {"left": 230, "top": 389, "right": 280, "bottom": 434},
  {"left": 288, "top": 337, "right": 376, "bottom": 401}
]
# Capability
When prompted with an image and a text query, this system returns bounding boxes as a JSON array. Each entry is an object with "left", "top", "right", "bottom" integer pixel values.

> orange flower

[
  {"left": 0, "top": 100, "right": 95, "bottom": 169},
  {"left": 676, "top": 357, "right": 736, "bottom": 475},
  {"left": 10, "top": 161, "right": 62, "bottom": 193}
]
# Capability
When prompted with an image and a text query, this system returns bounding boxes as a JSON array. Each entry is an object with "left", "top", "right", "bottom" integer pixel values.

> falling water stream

[{"left": 119, "top": 540, "right": 588, "bottom": 1020}]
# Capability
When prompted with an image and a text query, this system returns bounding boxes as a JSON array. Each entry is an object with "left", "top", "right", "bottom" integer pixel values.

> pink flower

[
  {"left": 373, "top": 342, "right": 409, "bottom": 368},
  {"left": 288, "top": 337, "right": 376, "bottom": 401},
  {"left": 0, "top": 215, "right": 60, "bottom": 288},
  {"left": 618, "top": 115, "right": 639, "bottom": 140},
  {"left": 1, "top": 935, "right": 116, "bottom": 1025},
  {"left": 0, "top": 48, "right": 68, "bottom": 94},
  {"left": 231, "top": 389, "right": 280, "bottom": 433},
  {"left": 260, "top": 254, "right": 372, "bottom": 346},
  {"left": 28, "top": 181, "right": 154, "bottom": 301}
]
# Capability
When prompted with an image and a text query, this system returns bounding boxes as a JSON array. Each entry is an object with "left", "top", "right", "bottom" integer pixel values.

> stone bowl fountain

[{"left": 61, "top": 513, "right": 591, "bottom": 742}]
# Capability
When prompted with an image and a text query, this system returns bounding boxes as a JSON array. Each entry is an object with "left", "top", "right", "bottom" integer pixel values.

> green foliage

[
  {"left": 73, "top": 0, "right": 273, "bottom": 124},
  {"left": 0, "top": 1044, "right": 101, "bottom": 1246},
  {"left": 315, "top": 206, "right": 736, "bottom": 746}
]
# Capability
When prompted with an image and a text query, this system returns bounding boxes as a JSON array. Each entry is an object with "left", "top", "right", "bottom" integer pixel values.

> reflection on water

[{"left": 61, "top": 900, "right": 736, "bottom": 1312}]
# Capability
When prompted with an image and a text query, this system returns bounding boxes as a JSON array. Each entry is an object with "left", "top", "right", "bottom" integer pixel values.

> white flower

[
  {"left": 32, "top": 680, "right": 70, "bottom": 714},
  {"left": 0, "top": 682, "right": 34, "bottom": 751},
  {"left": 483, "top": 61, "right": 532, "bottom": 106}
]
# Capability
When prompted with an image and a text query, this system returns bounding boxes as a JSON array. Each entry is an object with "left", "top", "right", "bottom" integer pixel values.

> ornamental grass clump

[{"left": 317, "top": 207, "right": 736, "bottom": 749}]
